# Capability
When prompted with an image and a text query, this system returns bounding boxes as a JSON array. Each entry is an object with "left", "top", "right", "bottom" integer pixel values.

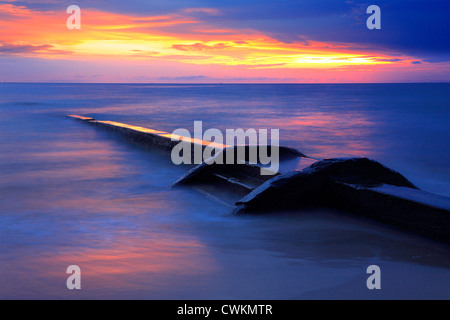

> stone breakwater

[{"left": 67, "top": 115, "right": 450, "bottom": 244}]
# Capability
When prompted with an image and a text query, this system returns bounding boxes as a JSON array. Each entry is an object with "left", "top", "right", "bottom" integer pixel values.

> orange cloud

[
  {"left": 172, "top": 42, "right": 232, "bottom": 51},
  {"left": 0, "top": 3, "right": 428, "bottom": 82},
  {"left": 0, "top": 3, "right": 36, "bottom": 16}
]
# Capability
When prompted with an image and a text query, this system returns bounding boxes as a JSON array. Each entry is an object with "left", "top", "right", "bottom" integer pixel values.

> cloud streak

[{"left": 0, "top": 42, "right": 72, "bottom": 55}]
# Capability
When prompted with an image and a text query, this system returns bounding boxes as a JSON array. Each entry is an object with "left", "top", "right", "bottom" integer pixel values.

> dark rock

[{"left": 231, "top": 157, "right": 450, "bottom": 243}]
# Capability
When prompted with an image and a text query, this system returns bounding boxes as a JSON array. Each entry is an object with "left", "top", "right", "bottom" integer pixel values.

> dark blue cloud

[{"left": 193, "top": 0, "right": 450, "bottom": 61}]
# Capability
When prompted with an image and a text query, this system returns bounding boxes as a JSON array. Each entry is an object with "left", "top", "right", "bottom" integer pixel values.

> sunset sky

[{"left": 0, "top": 0, "right": 449, "bottom": 83}]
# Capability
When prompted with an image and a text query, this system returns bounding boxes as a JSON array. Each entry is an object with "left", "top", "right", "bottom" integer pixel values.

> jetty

[{"left": 67, "top": 115, "right": 450, "bottom": 244}]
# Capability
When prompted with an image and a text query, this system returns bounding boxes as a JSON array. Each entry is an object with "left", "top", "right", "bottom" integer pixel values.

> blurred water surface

[{"left": 0, "top": 83, "right": 449, "bottom": 299}]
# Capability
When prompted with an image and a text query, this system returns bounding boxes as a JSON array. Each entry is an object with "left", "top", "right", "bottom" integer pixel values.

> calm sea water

[{"left": 0, "top": 83, "right": 449, "bottom": 299}]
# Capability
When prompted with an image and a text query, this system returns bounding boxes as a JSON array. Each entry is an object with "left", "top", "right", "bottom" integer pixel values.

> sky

[{"left": 0, "top": 0, "right": 449, "bottom": 83}]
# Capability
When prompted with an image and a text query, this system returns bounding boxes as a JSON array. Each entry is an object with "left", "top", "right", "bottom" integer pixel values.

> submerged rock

[
  {"left": 232, "top": 157, "right": 450, "bottom": 243},
  {"left": 233, "top": 158, "right": 417, "bottom": 212}
]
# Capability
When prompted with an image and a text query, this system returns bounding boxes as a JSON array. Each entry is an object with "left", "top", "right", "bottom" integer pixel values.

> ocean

[{"left": 0, "top": 83, "right": 449, "bottom": 299}]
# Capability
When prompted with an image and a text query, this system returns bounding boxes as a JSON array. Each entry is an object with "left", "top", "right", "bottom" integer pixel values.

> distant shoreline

[{"left": 1, "top": 82, "right": 449, "bottom": 85}]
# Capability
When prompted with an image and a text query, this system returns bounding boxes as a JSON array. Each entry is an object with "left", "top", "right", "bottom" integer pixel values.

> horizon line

[{"left": 1, "top": 81, "right": 449, "bottom": 85}]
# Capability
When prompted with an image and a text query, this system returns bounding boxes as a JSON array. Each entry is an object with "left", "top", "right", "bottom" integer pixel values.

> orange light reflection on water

[{"left": 253, "top": 112, "right": 375, "bottom": 158}]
